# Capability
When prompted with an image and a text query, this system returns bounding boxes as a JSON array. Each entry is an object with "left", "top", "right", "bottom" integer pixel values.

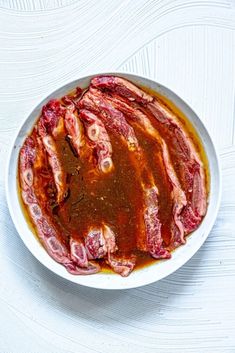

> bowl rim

[{"left": 5, "top": 71, "right": 222, "bottom": 290}]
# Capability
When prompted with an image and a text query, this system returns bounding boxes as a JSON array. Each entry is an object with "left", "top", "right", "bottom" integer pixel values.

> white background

[{"left": 0, "top": 1, "right": 235, "bottom": 352}]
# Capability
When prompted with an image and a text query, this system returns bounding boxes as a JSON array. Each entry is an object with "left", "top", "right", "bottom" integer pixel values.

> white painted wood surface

[{"left": 0, "top": 0, "right": 234, "bottom": 352}]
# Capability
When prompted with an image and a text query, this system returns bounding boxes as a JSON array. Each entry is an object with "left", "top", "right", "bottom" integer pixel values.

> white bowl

[{"left": 6, "top": 73, "right": 221, "bottom": 290}]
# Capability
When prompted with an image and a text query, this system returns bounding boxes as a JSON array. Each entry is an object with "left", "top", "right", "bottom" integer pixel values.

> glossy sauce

[{"left": 54, "top": 131, "right": 144, "bottom": 258}]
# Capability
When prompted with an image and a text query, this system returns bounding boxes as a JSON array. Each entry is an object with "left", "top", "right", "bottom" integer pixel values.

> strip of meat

[
  {"left": 139, "top": 170, "right": 171, "bottom": 257},
  {"left": 40, "top": 135, "right": 67, "bottom": 204},
  {"left": 107, "top": 254, "right": 136, "bottom": 277},
  {"left": 147, "top": 103, "right": 206, "bottom": 233},
  {"left": 84, "top": 224, "right": 136, "bottom": 276},
  {"left": 92, "top": 91, "right": 156, "bottom": 136},
  {"left": 102, "top": 224, "right": 136, "bottom": 277},
  {"left": 147, "top": 101, "right": 206, "bottom": 218},
  {"left": 91, "top": 75, "right": 152, "bottom": 104},
  {"left": 91, "top": 76, "right": 207, "bottom": 233},
  {"left": 79, "top": 91, "right": 170, "bottom": 259},
  {"left": 85, "top": 228, "right": 107, "bottom": 260},
  {"left": 65, "top": 262, "right": 100, "bottom": 275},
  {"left": 63, "top": 99, "right": 85, "bottom": 157},
  {"left": 37, "top": 99, "right": 67, "bottom": 204},
  {"left": 85, "top": 224, "right": 117, "bottom": 260},
  {"left": 70, "top": 238, "right": 89, "bottom": 268},
  {"left": 19, "top": 134, "right": 99, "bottom": 275},
  {"left": 161, "top": 140, "right": 186, "bottom": 247},
  {"left": 104, "top": 225, "right": 136, "bottom": 277},
  {"left": 103, "top": 224, "right": 117, "bottom": 254},
  {"left": 78, "top": 91, "right": 139, "bottom": 151},
  {"left": 144, "top": 186, "right": 171, "bottom": 259},
  {"left": 79, "top": 109, "right": 114, "bottom": 173}
]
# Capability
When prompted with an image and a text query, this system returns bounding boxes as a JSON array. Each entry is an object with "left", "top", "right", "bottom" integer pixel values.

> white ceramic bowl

[{"left": 6, "top": 73, "right": 221, "bottom": 290}]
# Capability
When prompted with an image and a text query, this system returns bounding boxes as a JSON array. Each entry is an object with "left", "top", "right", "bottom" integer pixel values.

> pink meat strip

[
  {"left": 91, "top": 75, "right": 152, "bottom": 104},
  {"left": 37, "top": 99, "right": 67, "bottom": 204},
  {"left": 70, "top": 238, "right": 89, "bottom": 268},
  {"left": 85, "top": 224, "right": 117, "bottom": 260},
  {"left": 79, "top": 92, "right": 170, "bottom": 259},
  {"left": 84, "top": 224, "right": 135, "bottom": 277},
  {"left": 79, "top": 109, "right": 114, "bottom": 173},
  {"left": 19, "top": 135, "right": 100, "bottom": 275},
  {"left": 147, "top": 101, "right": 207, "bottom": 224},
  {"left": 63, "top": 100, "right": 85, "bottom": 157},
  {"left": 89, "top": 88, "right": 186, "bottom": 247},
  {"left": 107, "top": 254, "right": 137, "bottom": 277},
  {"left": 91, "top": 76, "right": 207, "bottom": 234},
  {"left": 144, "top": 186, "right": 171, "bottom": 259}
]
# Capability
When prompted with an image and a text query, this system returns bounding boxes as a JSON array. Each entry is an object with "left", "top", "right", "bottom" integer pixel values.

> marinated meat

[
  {"left": 87, "top": 88, "right": 186, "bottom": 247},
  {"left": 19, "top": 75, "right": 208, "bottom": 276},
  {"left": 38, "top": 100, "right": 68, "bottom": 203},
  {"left": 19, "top": 134, "right": 99, "bottom": 275},
  {"left": 143, "top": 186, "right": 171, "bottom": 259},
  {"left": 79, "top": 91, "right": 139, "bottom": 151},
  {"left": 80, "top": 109, "right": 114, "bottom": 173},
  {"left": 107, "top": 254, "right": 136, "bottom": 277},
  {"left": 64, "top": 101, "right": 85, "bottom": 157},
  {"left": 91, "top": 75, "right": 207, "bottom": 234},
  {"left": 80, "top": 90, "right": 169, "bottom": 258}
]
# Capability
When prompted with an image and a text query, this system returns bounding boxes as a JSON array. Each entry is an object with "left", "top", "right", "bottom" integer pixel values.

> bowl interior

[{"left": 6, "top": 73, "right": 221, "bottom": 290}]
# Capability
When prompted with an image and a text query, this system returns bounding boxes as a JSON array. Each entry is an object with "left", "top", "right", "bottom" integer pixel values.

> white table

[{"left": 0, "top": 1, "right": 234, "bottom": 352}]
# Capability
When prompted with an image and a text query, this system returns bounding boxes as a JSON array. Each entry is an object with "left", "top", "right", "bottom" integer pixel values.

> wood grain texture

[{"left": 0, "top": 0, "right": 234, "bottom": 352}]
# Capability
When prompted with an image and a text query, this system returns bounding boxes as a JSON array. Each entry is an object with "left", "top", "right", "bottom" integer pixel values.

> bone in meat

[
  {"left": 80, "top": 109, "right": 114, "bottom": 173},
  {"left": 19, "top": 134, "right": 99, "bottom": 275},
  {"left": 37, "top": 99, "right": 68, "bottom": 204}
]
